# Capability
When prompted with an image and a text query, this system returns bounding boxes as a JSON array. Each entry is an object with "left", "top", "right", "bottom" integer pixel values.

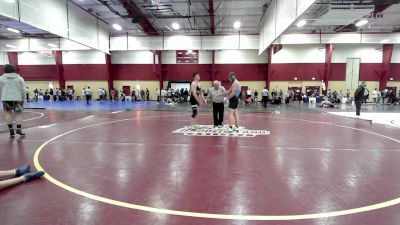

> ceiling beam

[
  {"left": 209, "top": 0, "right": 215, "bottom": 34},
  {"left": 118, "top": 0, "right": 158, "bottom": 36}
]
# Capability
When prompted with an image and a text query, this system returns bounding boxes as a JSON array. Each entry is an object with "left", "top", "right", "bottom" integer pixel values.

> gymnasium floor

[{"left": 1, "top": 101, "right": 400, "bottom": 225}]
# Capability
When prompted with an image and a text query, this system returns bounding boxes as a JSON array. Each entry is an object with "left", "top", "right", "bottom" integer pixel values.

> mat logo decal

[{"left": 173, "top": 125, "right": 270, "bottom": 137}]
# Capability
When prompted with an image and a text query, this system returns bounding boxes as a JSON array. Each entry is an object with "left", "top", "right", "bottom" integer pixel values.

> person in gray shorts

[{"left": 0, "top": 64, "right": 26, "bottom": 137}]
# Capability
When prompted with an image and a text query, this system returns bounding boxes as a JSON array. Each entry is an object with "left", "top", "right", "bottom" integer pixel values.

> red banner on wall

[{"left": 177, "top": 50, "right": 199, "bottom": 63}]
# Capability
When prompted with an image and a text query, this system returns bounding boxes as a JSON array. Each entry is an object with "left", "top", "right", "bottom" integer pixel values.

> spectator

[
  {"left": 98, "top": 87, "right": 103, "bottom": 100},
  {"left": 119, "top": 89, "right": 126, "bottom": 101},
  {"left": 364, "top": 88, "right": 369, "bottom": 103},
  {"left": 261, "top": 87, "right": 268, "bottom": 108},
  {"left": 254, "top": 90, "right": 259, "bottom": 103},
  {"left": 354, "top": 81, "right": 366, "bottom": 116},
  {"left": 372, "top": 88, "right": 378, "bottom": 105},
  {"left": 0, "top": 64, "right": 27, "bottom": 137},
  {"left": 161, "top": 89, "right": 167, "bottom": 102},
  {"left": 156, "top": 88, "right": 160, "bottom": 102},
  {"left": 377, "top": 89, "right": 382, "bottom": 105},
  {"left": 131, "top": 89, "right": 137, "bottom": 101},
  {"left": 346, "top": 89, "right": 351, "bottom": 98},
  {"left": 246, "top": 88, "right": 252, "bottom": 98},
  {"left": 26, "top": 87, "right": 30, "bottom": 101},
  {"left": 85, "top": 86, "right": 92, "bottom": 105},
  {"left": 140, "top": 89, "right": 145, "bottom": 101},
  {"left": 34, "top": 88, "right": 39, "bottom": 101},
  {"left": 146, "top": 88, "right": 150, "bottom": 101},
  {"left": 67, "top": 88, "right": 74, "bottom": 100}
]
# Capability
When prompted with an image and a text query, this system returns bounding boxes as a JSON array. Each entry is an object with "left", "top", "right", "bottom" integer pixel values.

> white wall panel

[
  {"left": 202, "top": 35, "right": 239, "bottom": 50},
  {"left": 239, "top": 35, "right": 259, "bottom": 49},
  {"left": 110, "top": 36, "right": 128, "bottom": 51},
  {"left": 128, "top": 36, "right": 163, "bottom": 50},
  {"left": 276, "top": 0, "right": 296, "bottom": 36},
  {"left": 162, "top": 51, "right": 178, "bottom": 64},
  {"left": 111, "top": 51, "right": 154, "bottom": 64},
  {"left": 276, "top": 34, "right": 321, "bottom": 44},
  {"left": 322, "top": 33, "right": 361, "bottom": 44},
  {"left": 215, "top": 50, "right": 267, "bottom": 64},
  {"left": 68, "top": 2, "right": 98, "bottom": 50},
  {"left": 98, "top": 21, "right": 110, "bottom": 54},
  {"left": 29, "top": 38, "right": 60, "bottom": 51},
  {"left": 19, "top": 0, "right": 68, "bottom": 38},
  {"left": 164, "top": 36, "right": 201, "bottom": 50},
  {"left": 60, "top": 39, "right": 91, "bottom": 51},
  {"left": 277, "top": 33, "right": 400, "bottom": 45},
  {"left": 0, "top": 52, "right": 9, "bottom": 65},
  {"left": 259, "top": 0, "right": 317, "bottom": 54},
  {"left": 392, "top": 44, "right": 400, "bottom": 63},
  {"left": 272, "top": 44, "right": 325, "bottom": 63},
  {"left": 199, "top": 50, "right": 212, "bottom": 64},
  {"left": 260, "top": 0, "right": 276, "bottom": 54},
  {"left": 18, "top": 52, "right": 56, "bottom": 65},
  {"left": 0, "top": 39, "right": 29, "bottom": 52},
  {"left": 62, "top": 50, "right": 105, "bottom": 64},
  {"left": 0, "top": 0, "right": 19, "bottom": 20},
  {"left": 162, "top": 50, "right": 212, "bottom": 64},
  {"left": 332, "top": 44, "right": 383, "bottom": 63}
]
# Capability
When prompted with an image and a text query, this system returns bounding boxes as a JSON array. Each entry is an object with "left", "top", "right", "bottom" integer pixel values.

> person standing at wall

[
  {"left": 261, "top": 87, "right": 269, "bottom": 108},
  {"left": 254, "top": 89, "right": 259, "bottom": 103},
  {"left": 376, "top": 89, "right": 382, "bottom": 105},
  {"left": 364, "top": 88, "right": 369, "bottom": 103},
  {"left": 146, "top": 88, "right": 150, "bottom": 101},
  {"left": 156, "top": 88, "right": 160, "bottom": 102},
  {"left": 67, "top": 88, "right": 74, "bottom": 100},
  {"left": 0, "top": 64, "right": 27, "bottom": 137},
  {"left": 140, "top": 89, "right": 145, "bottom": 101},
  {"left": 25, "top": 87, "right": 30, "bottom": 101},
  {"left": 85, "top": 86, "right": 92, "bottom": 105},
  {"left": 208, "top": 80, "right": 226, "bottom": 128},
  {"left": 130, "top": 89, "right": 136, "bottom": 101},
  {"left": 354, "top": 81, "right": 367, "bottom": 116},
  {"left": 372, "top": 88, "right": 378, "bottom": 105},
  {"left": 98, "top": 87, "right": 103, "bottom": 100}
]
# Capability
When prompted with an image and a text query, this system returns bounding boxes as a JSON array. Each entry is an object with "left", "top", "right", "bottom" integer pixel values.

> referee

[{"left": 209, "top": 80, "right": 226, "bottom": 128}]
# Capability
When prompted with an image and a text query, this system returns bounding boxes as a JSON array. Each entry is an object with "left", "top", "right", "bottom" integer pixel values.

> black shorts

[
  {"left": 229, "top": 97, "right": 239, "bottom": 109},
  {"left": 2, "top": 101, "right": 24, "bottom": 112},
  {"left": 190, "top": 96, "right": 198, "bottom": 107}
]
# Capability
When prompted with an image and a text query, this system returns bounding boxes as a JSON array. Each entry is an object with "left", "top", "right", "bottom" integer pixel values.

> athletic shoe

[
  {"left": 16, "top": 129, "right": 25, "bottom": 136},
  {"left": 23, "top": 171, "right": 45, "bottom": 182},
  {"left": 9, "top": 129, "right": 15, "bottom": 137},
  {"left": 15, "top": 164, "right": 30, "bottom": 176}
]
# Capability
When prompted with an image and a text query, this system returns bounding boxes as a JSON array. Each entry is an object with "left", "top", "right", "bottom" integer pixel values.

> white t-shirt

[
  {"left": 85, "top": 88, "right": 92, "bottom": 95},
  {"left": 262, "top": 89, "right": 268, "bottom": 97},
  {"left": 372, "top": 90, "right": 378, "bottom": 98},
  {"left": 247, "top": 90, "right": 252, "bottom": 95}
]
